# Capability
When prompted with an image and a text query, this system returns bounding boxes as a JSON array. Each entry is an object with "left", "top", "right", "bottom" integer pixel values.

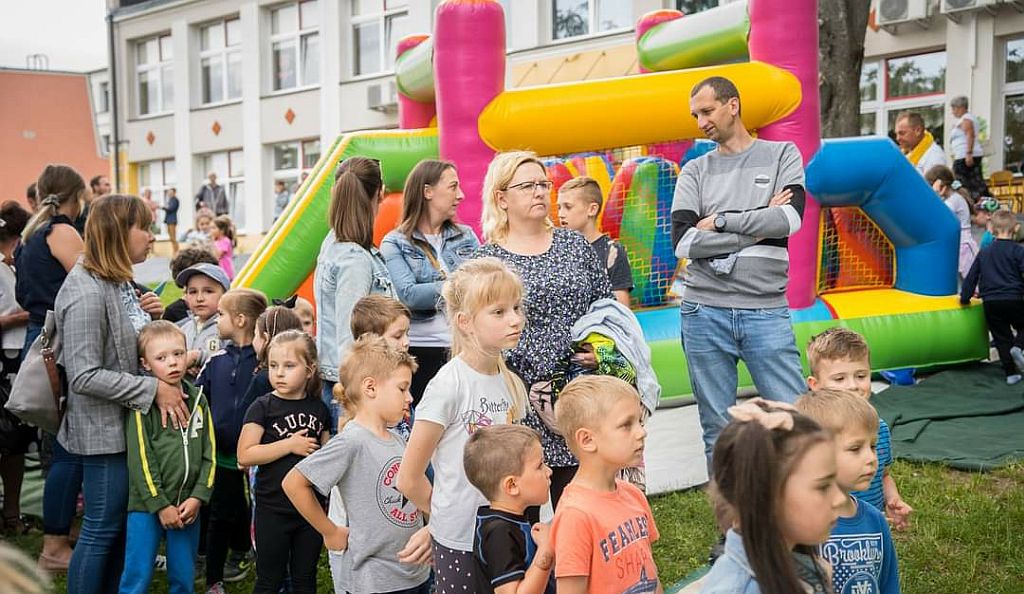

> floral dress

[{"left": 475, "top": 228, "right": 611, "bottom": 467}]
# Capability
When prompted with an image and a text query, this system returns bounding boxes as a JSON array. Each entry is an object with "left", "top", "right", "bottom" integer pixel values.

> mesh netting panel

[
  {"left": 817, "top": 207, "right": 895, "bottom": 294},
  {"left": 542, "top": 141, "right": 692, "bottom": 308}
]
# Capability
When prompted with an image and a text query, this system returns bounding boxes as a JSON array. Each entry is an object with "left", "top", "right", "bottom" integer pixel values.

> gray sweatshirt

[{"left": 670, "top": 139, "right": 806, "bottom": 309}]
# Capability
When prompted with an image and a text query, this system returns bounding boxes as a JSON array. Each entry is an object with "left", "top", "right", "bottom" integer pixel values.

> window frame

[
  {"left": 550, "top": 0, "right": 632, "bottom": 43},
  {"left": 135, "top": 33, "right": 173, "bottom": 117},
  {"left": 199, "top": 150, "right": 247, "bottom": 230},
  {"left": 271, "top": 139, "right": 320, "bottom": 197},
  {"left": 1000, "top": 36, "right": 1024, "bottom": 173},
  {"left": 350, "top": 0, "right": 410, "bottom": 78},
  {"left": 96, "top": 81, "right": 110, "bottom": 114},
  {"left": 859, "top": 53, "right": 946, "bottom": 146},
  {"left": 268, "top": 1, "right": 321, "bottom": 93},
  {"left": 137, "top": 159, "right": 176, "bottom": 235},
  {"left": 198, "top": 17, "right": 243, "bottom": 106}
]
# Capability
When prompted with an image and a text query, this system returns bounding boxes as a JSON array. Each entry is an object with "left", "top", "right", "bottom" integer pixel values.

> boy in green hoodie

[{"left": 121, "top": 320, "right": 216, "bottom": 594}]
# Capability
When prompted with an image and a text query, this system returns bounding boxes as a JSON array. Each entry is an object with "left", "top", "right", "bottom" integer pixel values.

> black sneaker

[{"left": 223, "top": 549, "right": 253, "bottom": 583}]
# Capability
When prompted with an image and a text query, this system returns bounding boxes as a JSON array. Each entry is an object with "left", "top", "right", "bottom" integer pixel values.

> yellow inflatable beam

[{"left": 479, "top": 62, "right": 800, "bottom": 156}]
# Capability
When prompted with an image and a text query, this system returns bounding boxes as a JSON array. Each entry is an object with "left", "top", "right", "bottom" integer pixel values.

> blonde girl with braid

[{"left": 396, "top": 257, "right": 528, "bottom": 594}]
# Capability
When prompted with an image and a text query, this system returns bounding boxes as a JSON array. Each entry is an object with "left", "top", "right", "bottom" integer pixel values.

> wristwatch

[{"left": 713, "top": 214, "right": 727, "bottom": 232}]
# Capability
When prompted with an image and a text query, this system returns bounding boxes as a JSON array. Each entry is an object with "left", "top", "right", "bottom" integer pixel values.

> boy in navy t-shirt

[
  {"left": 464, "top": 425, "right": 555, "bottom": 594},
  {"left": 797, "top": 389, "right": 900, "bottom": 594}
]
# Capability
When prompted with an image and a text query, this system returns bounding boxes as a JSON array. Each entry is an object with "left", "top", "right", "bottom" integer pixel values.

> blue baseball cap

[{"left": 175, "top": 263, "right": 231, "bottom": 291}]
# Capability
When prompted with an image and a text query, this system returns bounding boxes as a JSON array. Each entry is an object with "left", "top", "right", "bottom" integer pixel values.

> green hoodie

[{"left": 126, "top": 381, "right": 216, "bottom": 514}]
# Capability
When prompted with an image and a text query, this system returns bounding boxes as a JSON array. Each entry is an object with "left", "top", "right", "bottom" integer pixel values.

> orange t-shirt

[{"left": 550, "top": 480, "right": 660, "bottom": 594}]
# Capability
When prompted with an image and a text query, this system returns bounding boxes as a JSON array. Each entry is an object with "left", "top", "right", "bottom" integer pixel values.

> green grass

[{"left": 8, "top": 462, "right": 1023, "bottom": 593}]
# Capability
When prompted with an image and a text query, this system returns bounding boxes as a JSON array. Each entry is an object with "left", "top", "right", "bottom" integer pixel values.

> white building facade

[
  {"left": 107, "top": 0, "right": 694, "bottom": 237},
  {"left": 863, "top": 0, "right": 1024, "bottom": 174}
]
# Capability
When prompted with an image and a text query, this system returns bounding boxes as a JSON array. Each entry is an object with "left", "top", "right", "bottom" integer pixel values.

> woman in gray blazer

[{"left": 55, "top": 194, "right": 189, "bottom": 594}]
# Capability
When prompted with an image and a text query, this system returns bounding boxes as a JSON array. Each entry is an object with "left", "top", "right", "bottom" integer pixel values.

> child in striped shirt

[{"left": 806, "top": 327, "right": 913, "bottom": 529}]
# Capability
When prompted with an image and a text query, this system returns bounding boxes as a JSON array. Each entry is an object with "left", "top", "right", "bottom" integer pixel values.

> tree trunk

[{"left": 818, "top": 0, "right": 872, "bottom": 138}]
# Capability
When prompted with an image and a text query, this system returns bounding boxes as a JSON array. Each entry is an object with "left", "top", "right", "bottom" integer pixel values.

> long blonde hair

[
  {"left": 441, "top": 257, "right": 528, "bottom": 420},
  {"left": 480, "top": 151, "right": 552, "bottom": 243},
  {"left": 334, "top": 334, "right": 418, "bottom": 431}
]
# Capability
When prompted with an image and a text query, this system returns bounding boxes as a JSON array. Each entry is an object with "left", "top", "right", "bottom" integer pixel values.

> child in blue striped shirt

[{"left": 806, "top": 327, "right": 913, "bottom": 530}]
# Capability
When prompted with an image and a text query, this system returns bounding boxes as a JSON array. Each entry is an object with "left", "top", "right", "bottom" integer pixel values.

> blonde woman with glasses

[{"left": 474, "top": 151, "right": 612, "bottom": 511}]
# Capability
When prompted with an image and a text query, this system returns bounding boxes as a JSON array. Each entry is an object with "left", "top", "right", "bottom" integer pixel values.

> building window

[
  {"left": 859, "top": 52, "right": 946, "bottom": 145},
  {"left": 885, "top": 51, "right": 945, "bottom": 99},
  {"left": 199, "top": 18, "right": 242, "bottom": 105},
  {"left": 1002, "top": 38, "right": 1024, "bottom": 172},
  {"left": 551, "top": 0, "right": 631, "bottom": 41},
  {"left": 137, "top": 159, "right": 176, "bottom": 215},
  {"left": 272, "top": 139, "right": 320, "bottom": 194},
  {"left": 101, "top": 134, "right": 112, "bottom": 156},
  {"left": 200, "top": 150, "right": 246, "bottom": 229},
  {"left": 136, "top": 34, "right": 173, "bottom": 116},
  {"left": 352, "top": 0, "right": 409, "bottom": 76},
  {"left": 676, "top": 0, "right": 720, "bottom": 14},
  {"left": 96, "top": 81, "right": 110, "bottom": 113},
  {"left": 270, "top": 1, "right": 320, "bottom": 91}
]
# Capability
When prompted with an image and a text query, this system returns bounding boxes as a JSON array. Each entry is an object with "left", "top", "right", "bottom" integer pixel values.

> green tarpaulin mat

[{"left": 872, "top": 363, "right": 1024, "bottom": 471}]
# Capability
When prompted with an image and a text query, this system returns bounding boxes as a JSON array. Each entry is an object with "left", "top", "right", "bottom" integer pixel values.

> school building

[{"left": 97, "top": 0, "right": 1024, "bottom": 239}]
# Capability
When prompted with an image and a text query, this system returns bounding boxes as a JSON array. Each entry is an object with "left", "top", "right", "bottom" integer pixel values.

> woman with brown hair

[
  {"left": 54, "top": 194, "right": 189, "bottom": 594},
  {"left": 380, "top": 160, "right": 479, "bottom": 404},
  {"left": 313, "top": 156, "right": 394, "bottom": 431},
  {"left": 15, "top": 164, "right": 87, "bottom": 570}
]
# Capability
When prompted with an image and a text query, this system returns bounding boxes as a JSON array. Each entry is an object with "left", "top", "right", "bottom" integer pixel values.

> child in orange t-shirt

[{"left": 549, "top": 376, "right": 662, "bottom": 594}]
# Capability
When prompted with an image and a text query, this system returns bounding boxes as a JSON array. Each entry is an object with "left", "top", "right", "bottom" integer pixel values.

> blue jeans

[
  {"left": 322, "top": 380, "right": 340, "bottom": 435},
  {"left": 42, "top": 438, "right": 85, "bottom": 535},
  {"left": 67, "top": 453, "right": 128, "bottom": 594},
  {"left": 679, "top": 302, "right": 806, "bottom": 465},
  {"left": 119, "top": 511, "right": 200, "bottom": 594}
]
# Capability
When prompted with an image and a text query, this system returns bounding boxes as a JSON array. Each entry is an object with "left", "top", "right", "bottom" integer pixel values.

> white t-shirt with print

[{"left": 414, "top": 355, "right": 521, "bottom": 551}]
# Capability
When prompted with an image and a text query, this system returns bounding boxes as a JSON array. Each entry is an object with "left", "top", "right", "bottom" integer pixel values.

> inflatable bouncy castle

[{"left": 234, "top": 0, "right": 989, "bottom": 403}]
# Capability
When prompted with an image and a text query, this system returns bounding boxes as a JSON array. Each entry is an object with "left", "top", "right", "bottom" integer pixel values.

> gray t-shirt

[
  {"left": 295, "top": 421, "right": 429, "bottom": 593},
  {"left": 671, "top": 139, "right": 805, "bottom": 309}
]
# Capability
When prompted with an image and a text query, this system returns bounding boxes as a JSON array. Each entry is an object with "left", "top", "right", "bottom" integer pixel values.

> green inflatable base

[{"left": 652, "top": 304, "right": 990, "bottom": 403}]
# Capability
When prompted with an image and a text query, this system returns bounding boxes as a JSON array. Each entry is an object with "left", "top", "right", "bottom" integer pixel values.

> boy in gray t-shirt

[{"left": 288, "top": 421, "right": 431, "bottom": 593}]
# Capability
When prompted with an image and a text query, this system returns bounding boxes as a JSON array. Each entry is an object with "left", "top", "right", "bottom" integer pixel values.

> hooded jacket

[
  {"left": 126, "top": 381, "right": 215, "bottom": 514},
  {"left": 196, "top": 343, "right": 258, "bottom": 467}
]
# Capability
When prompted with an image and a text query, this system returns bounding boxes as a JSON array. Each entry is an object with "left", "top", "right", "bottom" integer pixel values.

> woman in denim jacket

[
  {"left": 380, "top": 160, "right": 480, "bottom": 404},
  {"left": 314, "top": 156, "right": 394, "bottom": 431}
]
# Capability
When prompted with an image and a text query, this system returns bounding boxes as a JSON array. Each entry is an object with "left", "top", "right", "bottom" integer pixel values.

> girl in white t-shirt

[
  {"left": 926, "top": 164, "right": 979, "bottom": 279},
  {"left": 397, "top": 257, "right": 528, "bottom": 594}
]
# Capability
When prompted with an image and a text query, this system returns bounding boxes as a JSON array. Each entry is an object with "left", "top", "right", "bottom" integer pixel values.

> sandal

[{"left": 37, "top": 552, "right": 70, "bottom": 573}]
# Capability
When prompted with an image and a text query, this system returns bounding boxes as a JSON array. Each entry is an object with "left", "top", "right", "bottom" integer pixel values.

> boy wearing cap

[{"left": 176, "top": 263, "right": 231, "bottom": 377}]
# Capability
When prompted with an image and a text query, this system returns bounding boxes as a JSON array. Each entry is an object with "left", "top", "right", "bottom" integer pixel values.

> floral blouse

[{"left": 475, "top": 227, "right": 611, "bottom": 467}]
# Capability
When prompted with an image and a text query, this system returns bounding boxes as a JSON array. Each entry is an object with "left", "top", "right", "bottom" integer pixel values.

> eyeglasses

[{"left": 505, "top": 180, "right": 553, "bottom": 193}]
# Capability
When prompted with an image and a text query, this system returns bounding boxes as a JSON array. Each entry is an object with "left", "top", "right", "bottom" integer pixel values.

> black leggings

[
  {"left": 408, "top": 346, "right": 449, "bottom": 408},
  {"left": 205, "top": 466, "right": 252, "bottom": 585},
  {"left": 984, "top": 300, "right": 1024, "bottom": 376},
  {"left": 253, "top": 506, "right": 322, "bottom": 594}
]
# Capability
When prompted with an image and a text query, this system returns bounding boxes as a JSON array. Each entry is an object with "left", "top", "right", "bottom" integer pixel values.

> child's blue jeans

[{"left": 118, "top": 510, "right": 200, "bottom": 594}]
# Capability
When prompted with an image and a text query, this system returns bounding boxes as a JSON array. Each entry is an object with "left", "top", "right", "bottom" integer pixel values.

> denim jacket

[
  {"left": 314, "top": 234, "right": 394, "bottom": 381},
  {"left": 701, "top": 530, "right": 826, "bottom": 594},
  {"left": 379, "top": 223, "right": 480, "bottom": 321}
]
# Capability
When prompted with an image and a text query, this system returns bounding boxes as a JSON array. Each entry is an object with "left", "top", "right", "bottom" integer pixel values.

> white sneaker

[
  {"left": 153, "top": 554, "right": 166, "bottom": 572},
  {"left": 206, "top": 582, "right": 226, "bottom": 594},
  {"left": 1007, "top": 374, "right": 1022, "bottom": 385},
  {"left": 1010, "top": 346, "right": 1024, "bottom": 374}
]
